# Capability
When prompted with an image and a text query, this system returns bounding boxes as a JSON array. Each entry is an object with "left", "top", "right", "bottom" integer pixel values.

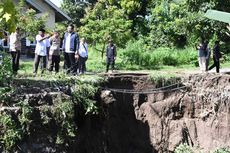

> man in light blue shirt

[{"left": 77, "top": 38, "right": 88, "bottom": 74}]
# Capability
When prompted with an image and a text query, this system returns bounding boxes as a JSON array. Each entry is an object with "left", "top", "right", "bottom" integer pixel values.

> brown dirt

[
  {"left": 76, "top": 73, "right": 230, "bottom": 153},
  {"left": 1, "top": 72, "right": 230, "bottom": 153}
]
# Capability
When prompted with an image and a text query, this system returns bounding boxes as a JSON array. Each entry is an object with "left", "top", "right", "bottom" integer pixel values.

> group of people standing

[
  {"left": 197, "top": 39, "right": 221, "bottom": 73},
  {"left": 33, "top": 24, "right": 88, "bottom": 75},
  {"left": 6, "top": 24, "right": 117, "bottom": 75},
  {"left": 5, "top": 24, "right": 225, "bottom": 75}
]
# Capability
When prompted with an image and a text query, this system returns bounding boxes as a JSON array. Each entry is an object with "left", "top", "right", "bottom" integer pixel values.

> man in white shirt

[
  {"left": 33, "top": 28, "right": 50, "bottom": 74},
  {"left": 9, "top": 27, "right": 21, "bottom": 74}
]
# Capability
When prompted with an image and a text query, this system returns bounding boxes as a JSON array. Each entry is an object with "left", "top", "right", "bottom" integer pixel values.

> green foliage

[
  {"left": 103, "top": 0, "right": 151, "bottom": 36},
  {"left": 174, "top": 145, "right": 230, "bottom": 153},
  {"left": 120, "top": 0, "right": 141, "bottom": 14},
  {"left": 17, "top": 100, "right": 33, "bottom": 134},
  {"left": 64, "top": 0, "right": 230, "bottom": 52},
  {"left": 150, "top": 72, "right": 181, "bottom": 87},
  {"left": 0, "top": 53, "right": 13, "bottom": 110},
  {"left": 0, "top": 52, "right": 13, "bottom": 87},
  {"left": 0, "top": 0, "right": 18, "bottom": 34},
  {"left": 121, "top": 40, "right": 198, "bottom": 68},
  {"left": 0, "top": 112, "right": 23, "bottom": 151},
  {"left": 51, "top": 100, "right": 76, "bottom": 144},
  {"left": 121, "top": 39, "right": 158, "bottom": 68},
  {"left": 214, "top": 148, "right": 230, "bottom": 153},
  {"left": 174, "top": 144, "right": 193, "bottom": 153},
  {"left": 0, "top": 0, "right": 46, "bottom": 39},
  {"left": 80, "top": 0, "right": 133, "bottom": 50},
  {"left": 55, "top": 23, "right": 67, "bottom": 36},
  {"left": 149, "top": 0, "right": 230, "bottom": 48},
  {"left": 17, "top": 8, "right": 47, "bottom": 40},
  {"left": 72, "top": 80, "right": 99, "bottom": 114},
  {"left": 61, "top": 0, "right": 97, "bottom": 27}
]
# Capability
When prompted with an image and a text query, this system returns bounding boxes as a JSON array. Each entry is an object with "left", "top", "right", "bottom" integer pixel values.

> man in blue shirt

[{"left": 62, "top": 24, "right": 79, "bottom": 74}]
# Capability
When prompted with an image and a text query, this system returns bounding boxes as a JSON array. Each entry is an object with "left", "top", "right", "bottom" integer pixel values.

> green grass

[
  {"left": 17, "top": 45, "right": 230, "bottom": 80},
  {"left": 18, "top": 59, "right": 33, "bottom": 75}
]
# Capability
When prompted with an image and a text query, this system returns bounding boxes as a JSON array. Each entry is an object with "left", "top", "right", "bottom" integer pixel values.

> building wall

[
  {"left": 8, "top": 0, "right": 57, "bottom": 54},
  {"left": 12, "top": 0, "right": 56, "bottom": 29},
  {"left": 35, "top": 1, "right": 56, "bottom": 29}
]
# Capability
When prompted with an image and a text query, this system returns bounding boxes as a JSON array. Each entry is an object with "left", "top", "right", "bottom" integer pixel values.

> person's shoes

[{"left": 33, "top": 72, "right": 37, "bottom": 77}]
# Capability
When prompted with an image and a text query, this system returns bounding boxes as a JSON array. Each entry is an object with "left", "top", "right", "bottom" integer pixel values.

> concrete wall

[
  {"left": 13, "top": 0, "right": 56, "bottom": 29},
  {"left": 35, "top": 1, "right": 56, "bottom": 29}
]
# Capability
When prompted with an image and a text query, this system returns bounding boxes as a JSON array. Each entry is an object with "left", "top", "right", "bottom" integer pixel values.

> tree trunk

[{"left": 101, "top": 42, "right": 106, "bottom": 60}]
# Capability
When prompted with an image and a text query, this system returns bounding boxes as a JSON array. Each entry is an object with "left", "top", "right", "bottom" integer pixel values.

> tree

[
  {"left": 0, "top": 0, "right": 17, "bottom": 91},
  {"left": 14, "top": 0, "right": 47, "bottom": 40},
  {"left": 148, "top": 0, "right": 230, "bottom": 48},
  {"left": 79, "top": 0, "right": 132, "bottom": 58},
  {"left": 0, "top": 0, "right": 18, "bottom": 35},
  {"left": 61, "top": 0, "right": 97, "bottom": 27},
  {"left": 104, "top": 0, "right": 151, "bottom": 37},
  {"left": 16, "top": 8, "right": 47, "bottom": 40},
  {"left": 0, "top": 0, "right": 47, "bottom": 40},
  {"left": 119, "top": 0, "right": 151, "bottom": 36}
]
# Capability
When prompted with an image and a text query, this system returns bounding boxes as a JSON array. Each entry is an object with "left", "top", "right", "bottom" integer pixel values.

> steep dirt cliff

[
  {"left": 76, "top": 73, "right": 230, "bottom": 153},
  {"left": 1, "top": 73, "right": 230, "bottom": 153}
]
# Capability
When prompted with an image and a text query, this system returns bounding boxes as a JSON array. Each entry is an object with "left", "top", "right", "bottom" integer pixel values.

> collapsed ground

[{"left": 0, "top": 72, "right": 230, "bottom": 153}]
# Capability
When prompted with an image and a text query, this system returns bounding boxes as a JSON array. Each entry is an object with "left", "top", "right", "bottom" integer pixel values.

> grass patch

[{"left": 17, "top": 46, "right": 230, "bottom": 79}]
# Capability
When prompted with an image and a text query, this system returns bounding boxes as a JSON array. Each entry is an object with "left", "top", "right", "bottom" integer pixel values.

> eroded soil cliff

[{"left": 1, "top": 73, "right": 230, "bottom": 153}]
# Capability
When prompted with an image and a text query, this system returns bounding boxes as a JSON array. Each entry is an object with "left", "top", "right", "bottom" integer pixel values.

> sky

[{"left": 50, "top": 0, "right": 63, "bottom": 7}]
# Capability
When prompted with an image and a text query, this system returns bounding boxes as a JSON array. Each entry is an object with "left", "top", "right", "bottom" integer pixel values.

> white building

[{"left": 2, "top": 0, "right": 71, "bottom": 54}]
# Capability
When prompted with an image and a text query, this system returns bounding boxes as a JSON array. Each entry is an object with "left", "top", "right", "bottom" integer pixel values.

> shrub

[
  {"left": 121, "top": 41, "right": 198, "bottom": 69},
  {"left": 174, "top": 144, "right": 193, "bottom": 153},
  {"left": 0, "top": 52, "right": 13, "bottom": 86},
  {"left": 121, "top": 39, "right": 145, "bottom": 65},
  {"left": 0, "top": 112, "right": 23, "bottom": 152},
  {"left": 214, "top": 148, "right": 230, "bottom": 153},
  {"left": 162, "top": 54, "right": 178, "bottom": 66}
]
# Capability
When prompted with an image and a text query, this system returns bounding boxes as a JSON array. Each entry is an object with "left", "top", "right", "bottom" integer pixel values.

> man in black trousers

[
  {"left": 9, "top": 27, "right": 21, "bottom": 74},
  {"left": 209, "top": 41, "right": 221, "bottom": 73},
  {"left": 62, "top": 24, "right": 79, "bottom": 74},
  {"left": 106, "top": 39, "right": 116, "bottom": 73}
]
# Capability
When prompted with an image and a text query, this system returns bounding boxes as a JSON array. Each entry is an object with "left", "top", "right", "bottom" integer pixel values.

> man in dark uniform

[
  {"left": 208, "top": 41, "right": 221, "bottom": 73},
  {"left": 106, "top": 39, "right": 116, "bottom": 73}
]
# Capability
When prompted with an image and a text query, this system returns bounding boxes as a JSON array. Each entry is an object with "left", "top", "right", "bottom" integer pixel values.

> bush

[
  {"left": 121, "top": 40, "right": 198, "bottom": 69},
  {"left": 162, "top": 54, "right": 178, "bottom": 66},
  {"left": 0, "top": 112, "right": 23, "bottom": 152},
  {"left": 0, "top": 52, "right": 13, "bottom": 86},
  {"left": 214, "top": 148, "right": 230, "bottom": 153},
  {"left": 174, "top": 144, "right": 193, "bottom": 153},
  {"left": 121, "top": 40, "right": 145, "bottom": 65}
]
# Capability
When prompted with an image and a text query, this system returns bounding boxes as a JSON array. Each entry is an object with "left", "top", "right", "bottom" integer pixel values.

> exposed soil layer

[
  {"left": 78, "top": 73, "right": 230, "bottom": 153},
  {"left": 1, "top": 73, "right": 230, "bottom": 153}
]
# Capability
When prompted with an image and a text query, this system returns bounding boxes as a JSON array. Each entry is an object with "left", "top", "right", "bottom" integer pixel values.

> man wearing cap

[
  {"left": 33, "top": 28, "right": 50, "bottom": 74},
  {"left": 106, "top": 39, "right": 116, "bottom": 73}
]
